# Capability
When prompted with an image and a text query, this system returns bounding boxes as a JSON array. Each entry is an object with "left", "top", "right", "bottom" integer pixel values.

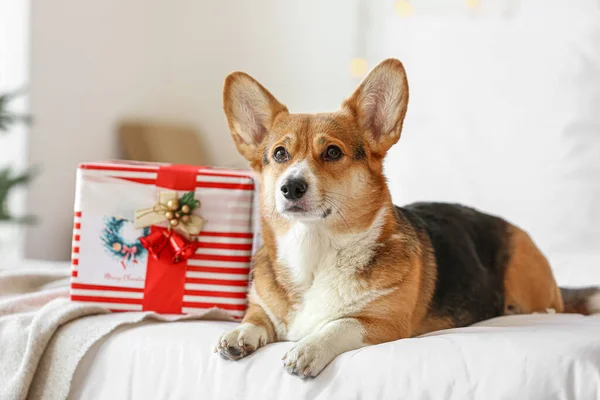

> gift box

[{"left": 70, "top": 160, "right": 257, "bottom": 319}]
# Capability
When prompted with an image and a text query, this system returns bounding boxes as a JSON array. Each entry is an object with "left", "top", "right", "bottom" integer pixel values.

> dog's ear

[
  {"left": 343, "top": 59, "right": 409, "bottom": 156},
  {"left": 223, "top": 72, "right": 288, "bottom": 164}
]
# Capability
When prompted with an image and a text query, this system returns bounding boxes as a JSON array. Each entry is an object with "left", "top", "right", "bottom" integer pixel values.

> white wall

[
  {"left": 26, "top": 0, "right": 360, "bottom": 260},
  {"left": 0, "top": 0, "right": 30, "bottom": 263},
  {"left": 0, "top": 0, "right": 29, "bottom": 195}
]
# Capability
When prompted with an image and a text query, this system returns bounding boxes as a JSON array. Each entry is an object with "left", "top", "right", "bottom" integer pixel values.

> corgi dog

[{"left": 215, "top": 58, "right": 599, "bottom": 378}]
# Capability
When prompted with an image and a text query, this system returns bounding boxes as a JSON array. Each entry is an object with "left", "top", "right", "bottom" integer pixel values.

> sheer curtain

[
  {"left": 357, "top": 0, "right": 600, "bottom": 276},
  {"left": 0, "top": 0, "right": 30, "bottom": 264}
]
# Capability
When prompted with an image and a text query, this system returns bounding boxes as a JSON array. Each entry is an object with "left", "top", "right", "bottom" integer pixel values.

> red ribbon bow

[{"left": 139, "top": 229, "right": 199, "bottom": 264}]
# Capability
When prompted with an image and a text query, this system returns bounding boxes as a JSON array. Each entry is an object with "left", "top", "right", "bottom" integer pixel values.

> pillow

[{"left": 373, "top": 0, "right": 600, "bottom": 273}]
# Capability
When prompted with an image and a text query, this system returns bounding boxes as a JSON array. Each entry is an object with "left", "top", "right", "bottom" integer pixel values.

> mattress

[{"left": 69, "top": 253, "right": 600, "bottom": 400}]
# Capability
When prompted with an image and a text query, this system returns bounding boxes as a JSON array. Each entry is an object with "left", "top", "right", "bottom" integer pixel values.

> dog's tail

[{"left": 560, "top": 287, "right": 600, "bottom": 315}]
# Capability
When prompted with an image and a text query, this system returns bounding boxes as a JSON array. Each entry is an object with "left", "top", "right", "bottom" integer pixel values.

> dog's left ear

[{"left": 343, "top": 59, "right": 409, "bottom": 156}]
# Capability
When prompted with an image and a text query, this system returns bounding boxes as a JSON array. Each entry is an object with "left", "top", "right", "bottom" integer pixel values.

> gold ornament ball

[
  {"left": 167, "top": 199, "right": 179, "bottom": 211},
  {"left": 169, "top": 218, "right": 179, "bottom": 227},
  {"left": 350, "top": 58, "right": 369, "bottom": 78},
  {"left": 175, "top": 212, "right": 181, "bottom": 218},
  {"left": 181, "top": 205, "right": 191, "bottom": 214},
  {"left": 112, "top": 242, "right": 122, "bottom": 252},
  {"left": 181, "top": 215, "right": 191, "bottom": 223},
  {"left": 394, "top": 0, "right": 413, "bottom": 17},
  {"left": 165, "top": 211, "right": 174, "bottom": 220}
]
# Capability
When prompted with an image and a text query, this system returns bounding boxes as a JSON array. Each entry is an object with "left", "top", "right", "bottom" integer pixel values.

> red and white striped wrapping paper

[{"left": 70, "top": 160, "right": 258, "bottom": 319}]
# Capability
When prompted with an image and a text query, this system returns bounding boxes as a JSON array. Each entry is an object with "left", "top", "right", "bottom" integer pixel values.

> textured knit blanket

[{"left": 0, "top": 266, "right": 230, "bottom": 400}]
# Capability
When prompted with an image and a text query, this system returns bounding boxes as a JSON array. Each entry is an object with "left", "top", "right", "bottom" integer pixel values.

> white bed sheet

[{"left": 70, "top": 253, "right": 600, "bottom": 400}]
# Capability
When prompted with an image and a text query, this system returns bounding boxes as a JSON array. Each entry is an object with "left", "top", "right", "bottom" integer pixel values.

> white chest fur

[{"left": 275, "top": 208, "right": 389, "bottom": 341}]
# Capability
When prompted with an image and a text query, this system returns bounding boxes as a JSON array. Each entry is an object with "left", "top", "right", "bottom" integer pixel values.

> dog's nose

[{"left": 281, "top": 178, "right": 308, "bottom": 200}]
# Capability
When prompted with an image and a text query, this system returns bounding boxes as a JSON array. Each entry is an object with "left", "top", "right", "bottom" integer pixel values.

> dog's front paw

[
  {"left": 216, "top": 323, "right": 269, "bottom": 361},
  {"left": 282, "top": 336, "right": 334, "bottom": 378}
]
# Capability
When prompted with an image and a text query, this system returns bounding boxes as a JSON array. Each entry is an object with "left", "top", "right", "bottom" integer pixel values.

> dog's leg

[
  {"left": 282, "top": 318, "right": 365, "bottom": 378},
  {"left": 216, "top": 303, "right": 276, "bottom": 361}
]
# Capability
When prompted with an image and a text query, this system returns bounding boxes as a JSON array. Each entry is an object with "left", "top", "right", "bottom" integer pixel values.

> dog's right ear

[{"left": 223, "top": 72, "right": 288, "bottom": 165}]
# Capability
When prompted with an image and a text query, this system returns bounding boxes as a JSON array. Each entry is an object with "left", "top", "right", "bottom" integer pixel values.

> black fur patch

[
  {"left": 397, "top": 203, "right": 510, "bottom": 327},
  {"left": 353, "top": 144, "right": 366, "bottom": 161}
]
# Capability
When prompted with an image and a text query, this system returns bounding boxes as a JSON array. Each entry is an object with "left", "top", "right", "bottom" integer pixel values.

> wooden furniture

[{"left": 118, "top": 120, "right": 209, "bottom": 165}]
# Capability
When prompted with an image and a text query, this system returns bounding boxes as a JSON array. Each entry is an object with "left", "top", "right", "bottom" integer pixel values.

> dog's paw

[
  {"left": 215, "top": 323, "right": 269, "bottom": 361},
  {"left": 282, "top": 336, "right": 334, "bottom": 378}
]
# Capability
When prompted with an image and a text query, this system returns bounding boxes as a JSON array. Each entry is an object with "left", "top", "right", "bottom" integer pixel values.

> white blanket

[{"left": 0, "top": 267, "right": 231, "bottom": 400}]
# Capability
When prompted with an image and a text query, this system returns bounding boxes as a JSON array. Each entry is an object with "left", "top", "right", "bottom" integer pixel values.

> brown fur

[
  {"left": 503, "top": 225, "right": 564, "bottom": 314},
  {"left": 250, "top": 245, "right": 296, "bottom": 328},
  {"left": 353, "top": 211, "right": 439, "bottom": 342},
  {"left": 560, "top": 287, "right": 599, "bottom": 314}
]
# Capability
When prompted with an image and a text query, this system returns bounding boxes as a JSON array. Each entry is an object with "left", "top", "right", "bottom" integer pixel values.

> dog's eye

[
  {"left": 273, "top": 146, "right": 289, "bottom": 163},
  {"left": 323, "top": 145, "right": 343, "bottom": 161}
]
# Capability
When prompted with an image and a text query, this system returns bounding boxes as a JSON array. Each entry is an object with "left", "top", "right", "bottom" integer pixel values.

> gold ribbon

[{"left": 134, "top": 191, "right": 205, "bottom": 238}]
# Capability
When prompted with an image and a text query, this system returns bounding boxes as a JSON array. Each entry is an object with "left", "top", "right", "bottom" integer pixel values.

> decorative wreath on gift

[{"left": 101, "top": 217, "right": 150, "bottom": 269}]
